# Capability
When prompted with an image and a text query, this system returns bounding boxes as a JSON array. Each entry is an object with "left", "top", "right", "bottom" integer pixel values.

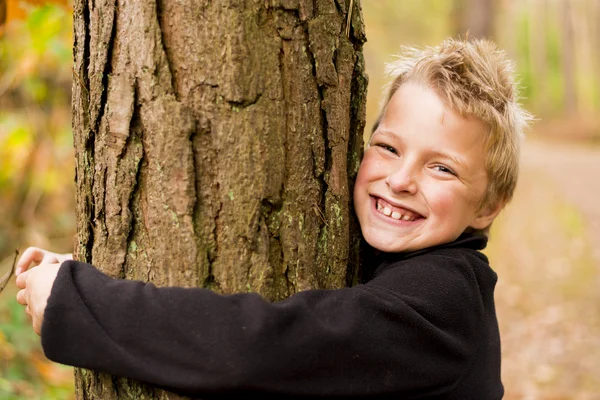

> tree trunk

[
  {"left": 0, "top": 0, "right": 6, "bottom": 28},
  {"left": 71, "top": 0, "right": 367, "bottom": 398}
]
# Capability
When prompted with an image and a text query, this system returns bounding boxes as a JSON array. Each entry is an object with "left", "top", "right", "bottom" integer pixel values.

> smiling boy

[
  {"left": 16, "top": 38, "right": 531, "bottom": 399},
  {"left": 355, "top": 81, "right": 499, "bottom": 253}
]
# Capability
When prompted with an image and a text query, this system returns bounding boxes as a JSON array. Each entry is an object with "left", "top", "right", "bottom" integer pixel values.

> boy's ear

[{"left": 470, "top": 200, "right": 505, "bottom": 230}]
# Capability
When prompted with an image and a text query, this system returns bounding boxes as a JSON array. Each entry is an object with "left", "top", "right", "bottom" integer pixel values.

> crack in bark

[
  {"left": 154, "top": 0, "right": 178, "bottom": 99},
  {"left": 333, "top": 0, "right": 344, "bottom": 18},
  {"left": 189, "top": 128, "right": 201, "bottom": 240},
  {"left": 121, "top": 142, "right": 143, "bottom": 280},
  {"left": 226, "top": 92, "right": 263, "bottom": 108},
  {"left": 82, "top": 0, "right": 91, "bottom": 97},
  {"left": 91, "top": 0, "right": 117, "bottom": 135},
  {"left": 81, "top": 0, "right": 95, "bottom": 264},
  {"left": 84, "top": 141, "right": 96, "bottom": 264},
  {"left": 100, "top": 164, "right": 108, "bottom": 244},
  {"left": 86, "top": 0, "right": 117, "bottom": 267},
  {"left": 305, "top": 31, "right": 332, "bottom": 220},
  {"left": 205, "top": 197, "right": 223, "bottom": 290},
  {"left": 110, "top": 375, "right": 120, "bottom": 397}
]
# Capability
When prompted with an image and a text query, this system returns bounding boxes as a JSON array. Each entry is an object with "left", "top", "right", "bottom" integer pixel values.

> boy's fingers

[
  {"left": 15, "top": 269, "right": 31, "bottom": 289},
  {"left": 16, "top": 288, "right": 27, "bottom": 305},
  {"left": 16, "top": 247, "right": 45, "bottom": 275},
  {"left": 33, "top": 316, "right": 41, "bottom": 336}
]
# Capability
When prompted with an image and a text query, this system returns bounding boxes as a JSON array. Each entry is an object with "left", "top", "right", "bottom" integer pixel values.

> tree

[
  {"left": 452, "top": 0, "right": 495, "bottom": 40},
  {"left": 71, "top": 0, "right": 367, "bottom": 398},
  {"left": 528, "top": 0, "right": 549, "bottom": 115},
  {"left": 559, "top": 0, "right": 577, "bottom": 114}
]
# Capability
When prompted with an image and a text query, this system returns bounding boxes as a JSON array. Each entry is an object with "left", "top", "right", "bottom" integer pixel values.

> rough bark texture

[{"left": 71, "top": 0, "right": 367, "bottom": 398}]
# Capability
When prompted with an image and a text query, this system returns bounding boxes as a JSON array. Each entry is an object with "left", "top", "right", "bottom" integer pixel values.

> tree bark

[{"left": 71, "top": 0, "right": 367, "bottom": 398}]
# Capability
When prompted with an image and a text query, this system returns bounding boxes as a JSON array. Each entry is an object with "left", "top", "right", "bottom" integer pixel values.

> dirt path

[
  {"left": 487, "top": 139, "right": 600, "bottom": 399},
  {"left": 521, "top": 139, "right": 600, "bottom": 263}
]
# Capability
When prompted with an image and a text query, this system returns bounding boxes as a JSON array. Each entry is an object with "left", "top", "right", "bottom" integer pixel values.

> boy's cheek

[
  {"left": 430, "top": 188, "right": 475, "bottom": 220},
  {"left": 353, "top": 166, "right": 370, "bottom": 201},
  {"left": 353, "top": 157, "right": 384, "bottom": 194}
]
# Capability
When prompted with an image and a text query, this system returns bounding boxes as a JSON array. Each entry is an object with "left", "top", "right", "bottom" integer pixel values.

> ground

[{"left": 486, "top": 138, "right": 600, "bottom": 399}]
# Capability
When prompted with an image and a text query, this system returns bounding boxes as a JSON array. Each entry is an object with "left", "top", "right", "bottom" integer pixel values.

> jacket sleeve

[{"left": 41, "top": 257, "right": 484, "bottom": 397}]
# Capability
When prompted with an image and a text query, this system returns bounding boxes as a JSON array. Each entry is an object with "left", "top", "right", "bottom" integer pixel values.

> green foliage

[
  {"left": 544, "top": 16, "right": 565, "bottom": 113},
  {"left": 0, "top": 2, "right": 75, "bottom": 251},
  {"left": 0, "top": 288, "right": 74, "bottom": 399}
]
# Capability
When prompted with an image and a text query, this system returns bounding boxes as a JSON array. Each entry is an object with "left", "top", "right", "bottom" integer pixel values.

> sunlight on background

[
  {"left": 363, "top": 2, "right": 600, "bottom": 399},
  {"left": 0, "top": 1, "right": 75, "bottom": 398},
  {"left": 1, "top": 0, "right": 599, "bottom": 398}
]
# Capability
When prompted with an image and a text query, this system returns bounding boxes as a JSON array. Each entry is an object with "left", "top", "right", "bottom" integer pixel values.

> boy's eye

[
  {"left": 433, "top": 165, "right": 457, "bottom": 176},
  {"left": 376, "top": 143, "right": 398, "bottom": 155}
]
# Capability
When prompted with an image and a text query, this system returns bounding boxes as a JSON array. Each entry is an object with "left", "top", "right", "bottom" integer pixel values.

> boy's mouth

[{"left": 374, "top": 197, "right": 424, "bottom": 222}]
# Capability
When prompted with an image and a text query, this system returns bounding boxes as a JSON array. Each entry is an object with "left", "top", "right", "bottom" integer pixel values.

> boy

[{"left": 15, "top": 38, "right": 531, "bottom": 399}]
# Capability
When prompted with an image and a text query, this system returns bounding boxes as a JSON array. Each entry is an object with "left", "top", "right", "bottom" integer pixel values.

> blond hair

[{"left": 374, "top": 38, "right": 533, "bottom": 226}]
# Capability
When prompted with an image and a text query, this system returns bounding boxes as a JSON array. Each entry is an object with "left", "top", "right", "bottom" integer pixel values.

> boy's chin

[
  {"left": 362, "top": 233, "right": 418, "bottom": 254},
  {"left": 362, "top": 228, "right": 469, "bottom": 254}
]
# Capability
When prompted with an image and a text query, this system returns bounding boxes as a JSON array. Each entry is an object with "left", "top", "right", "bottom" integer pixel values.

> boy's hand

[
  {"left": 15, "top": 247, "right": 72, "bottom": 276},
  {"left": 14, "top": 247, "right": 72, "bottom": 335},
  {"left": 16, "top": 263, "right": 62, "bottom": 335}
]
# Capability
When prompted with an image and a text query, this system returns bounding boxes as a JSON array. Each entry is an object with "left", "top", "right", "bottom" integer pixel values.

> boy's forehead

[
  {"left": 379, "top": 83, "right": 488, "bottom": 143},
  {"left": 384, "top": 84, "right": 446, "bottom": 123}
]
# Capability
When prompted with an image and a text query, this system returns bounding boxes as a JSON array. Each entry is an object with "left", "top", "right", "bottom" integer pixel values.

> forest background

[{"left": 1, "top": 0, "right": 599, "bottom": 399}]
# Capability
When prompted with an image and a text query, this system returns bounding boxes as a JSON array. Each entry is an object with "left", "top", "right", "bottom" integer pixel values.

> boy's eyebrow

[{"left": 372, "top": 129, "right": 401, "bottom": 141}]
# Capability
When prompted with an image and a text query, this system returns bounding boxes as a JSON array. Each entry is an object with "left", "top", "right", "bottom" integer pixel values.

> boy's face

[{"left": 354, "top": 82, "right": 499, "bottom": 253}]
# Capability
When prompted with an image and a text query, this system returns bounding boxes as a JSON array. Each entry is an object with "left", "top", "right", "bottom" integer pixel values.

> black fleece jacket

[{"left": 41, "top": 234, "right": 503, "bottom": 399}]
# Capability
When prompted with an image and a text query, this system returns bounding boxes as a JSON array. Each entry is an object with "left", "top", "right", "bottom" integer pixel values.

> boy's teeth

[{"left": 376, "top": 198, "right": 421, "bottom": 221}]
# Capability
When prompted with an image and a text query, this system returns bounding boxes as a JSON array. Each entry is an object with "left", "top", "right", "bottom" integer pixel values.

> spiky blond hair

[{"left": 374, "top": 38, "right": 533, "bottom": 228}]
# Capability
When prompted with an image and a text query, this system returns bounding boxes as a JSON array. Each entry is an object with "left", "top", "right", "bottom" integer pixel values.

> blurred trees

[
  {"left": 1, "top": 0, "right": 69, "bottom": 25},
  {"left": 0, "top": 1, "right": 6, "bottom": 27},
  {"left": 363, "top": 0, "right": 600, "bottom": 140},
  {"left": 452, "top": 0, "right": 495, "bottom": 39},
  {"left": 0, "top": 2, "right": 74, "bottom": 265},
  {"left": 0, "top": 3, "right": 75, "bottom": 399},
  {"left": 559, "top": 0, "right": 576, "bottom": 114}
]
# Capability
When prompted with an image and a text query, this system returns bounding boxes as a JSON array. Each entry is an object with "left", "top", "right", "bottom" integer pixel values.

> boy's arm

[{"left": 42, "top": 257, "right": 484, "bottom": 397}]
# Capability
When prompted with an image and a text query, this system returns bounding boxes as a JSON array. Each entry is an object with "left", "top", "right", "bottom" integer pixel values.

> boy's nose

[{"left": 386, "top": 164, "right": 418, "bottom": 195}]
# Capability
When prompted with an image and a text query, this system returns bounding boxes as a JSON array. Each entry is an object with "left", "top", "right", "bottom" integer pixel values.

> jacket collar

[{"left": 368, "top": 232, "right": 488, "bottom": 276}]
